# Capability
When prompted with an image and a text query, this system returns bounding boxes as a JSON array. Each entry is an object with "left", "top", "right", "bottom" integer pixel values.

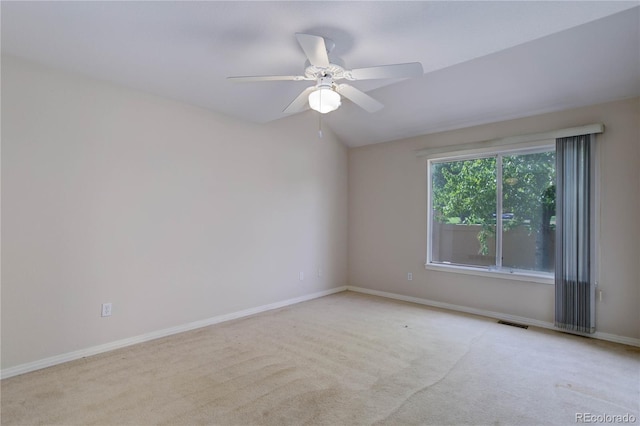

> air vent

[{"left": 498, "top": 320, "right": 528, "bottom": 329}]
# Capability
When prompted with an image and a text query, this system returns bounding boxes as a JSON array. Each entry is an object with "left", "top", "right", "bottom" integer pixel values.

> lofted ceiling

[{"left": 2, "top": 1, "right": 639, "bottom": 147}]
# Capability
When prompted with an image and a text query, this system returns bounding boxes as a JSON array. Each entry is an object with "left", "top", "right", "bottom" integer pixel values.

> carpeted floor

[{"left": 2, "top": 291, "right": 639, "bottom": 425}]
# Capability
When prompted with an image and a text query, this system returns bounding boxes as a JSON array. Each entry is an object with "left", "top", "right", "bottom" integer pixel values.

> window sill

[{"left": 424, "top": 263, "right": 554, "bottom": 285}]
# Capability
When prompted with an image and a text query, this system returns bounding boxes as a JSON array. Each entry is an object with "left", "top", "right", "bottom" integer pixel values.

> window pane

[
  {"left": 431, "top": 157, "right": 497, "bottom": 268},
  {"left": 502, "top": 151, "right": 556, "bottom": 273}
]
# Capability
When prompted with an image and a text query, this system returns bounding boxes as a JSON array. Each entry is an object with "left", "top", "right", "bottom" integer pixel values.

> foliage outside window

[{"left": 429, "top": 147, "right": 556, "bottom": 276}]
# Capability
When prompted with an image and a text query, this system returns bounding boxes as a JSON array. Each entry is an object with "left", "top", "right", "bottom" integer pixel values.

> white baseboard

[
  {"left": 346, "top": 286, "right": 640, "bottom": 348},
  {"left": 1, "top": 286, "right": 348, "bottom": 380},
  {"left": 592, "top": 331, "right": 640, "bottom": 347},
  {"left": 4, "top": 284, "right": 636, "bottom": 380}
]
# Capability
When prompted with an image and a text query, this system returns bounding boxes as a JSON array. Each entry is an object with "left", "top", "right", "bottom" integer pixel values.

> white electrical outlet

[
  {"left": 101, "top": 303, "right": 112, "bottom": 317},
  {"left": 407, "top": 273, "right": 413, "bottom": 281},
  {"left": 299, "top": 272, "right": 304, "bottom": 281}
]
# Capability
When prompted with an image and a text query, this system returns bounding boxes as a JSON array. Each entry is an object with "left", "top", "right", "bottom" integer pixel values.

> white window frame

[{"left": 426, "top": 141, "right": 556, "bottom": 284}]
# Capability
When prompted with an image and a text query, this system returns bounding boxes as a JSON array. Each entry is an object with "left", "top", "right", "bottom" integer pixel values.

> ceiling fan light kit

[
  {"left": 308, "top": 77, "right": 341, "bottom": 114},
  {"left": 228, "top": 33, "right": 423, "bottom": 116}
]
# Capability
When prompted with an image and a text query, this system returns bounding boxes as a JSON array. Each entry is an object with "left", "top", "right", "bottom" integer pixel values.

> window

[{"left": 428, "top": 145, "right": 556, "bottom": 278}]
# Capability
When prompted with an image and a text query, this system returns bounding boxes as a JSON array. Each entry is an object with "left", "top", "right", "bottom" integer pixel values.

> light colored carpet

[{"left": 2, "top": 291, "right": 639, "bottom": 425}]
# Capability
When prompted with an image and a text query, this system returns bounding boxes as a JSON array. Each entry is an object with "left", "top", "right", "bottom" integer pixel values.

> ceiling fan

[{"left": 228, "top": 33, "right": 424, "bottom": 115}]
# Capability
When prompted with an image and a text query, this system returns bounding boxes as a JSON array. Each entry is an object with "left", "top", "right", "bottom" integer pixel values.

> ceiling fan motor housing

[
  {"left": 304, "top": 61, "right": 347, "bottom": 81},
  {"left": 316, "top": 75, "right": 335, "bottom": 90}
]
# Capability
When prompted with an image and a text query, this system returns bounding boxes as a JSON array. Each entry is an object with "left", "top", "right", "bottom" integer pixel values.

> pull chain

[{"left": 318, "top": 86, "right": 323, "bottom": 138}]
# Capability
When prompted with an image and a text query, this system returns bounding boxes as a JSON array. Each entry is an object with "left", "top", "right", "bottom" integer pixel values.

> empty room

[{"left": 1, "top": 2, "right": 639, "bottom": 425}]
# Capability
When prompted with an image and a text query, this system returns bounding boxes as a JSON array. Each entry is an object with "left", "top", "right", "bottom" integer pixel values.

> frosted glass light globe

[{"left": 308, "top": 88, "right": 341, "bottom": 114}]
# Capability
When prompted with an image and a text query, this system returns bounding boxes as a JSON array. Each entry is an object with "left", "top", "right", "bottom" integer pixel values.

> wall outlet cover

[{"left": 101, "top": 303, "right": 112, "bottom": 317}]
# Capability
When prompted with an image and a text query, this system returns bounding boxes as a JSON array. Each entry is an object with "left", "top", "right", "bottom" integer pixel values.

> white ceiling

[{"left": 2, "top": 1, "right": 639, "bottom": 147}]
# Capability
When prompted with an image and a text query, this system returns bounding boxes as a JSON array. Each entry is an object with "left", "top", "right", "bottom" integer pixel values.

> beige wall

[
  {"left": 1, "top": 56, "right": 348, "bottom": 369},
  {"left": 2, "top": 55, "right": 638, "bottom": 373},
  {"left": 349, "top": 97, "right": 640, "bottom": 340}
]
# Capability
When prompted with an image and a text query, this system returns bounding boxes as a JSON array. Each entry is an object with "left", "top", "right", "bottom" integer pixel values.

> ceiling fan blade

[
  {"left": 227, "top": 75, "right": 308, "bottom": 82},
  {"left": 283, "top": 87, "right": 316, "bottom": 114},
  {"left": 295, "top": 33, "right": 330, "bottom": 68},
  {"left": 336, "top": 84, "right": 383, "bottom": 113},
  {"left": 349, "top": 62, "right": 424, "bottom": 80}
]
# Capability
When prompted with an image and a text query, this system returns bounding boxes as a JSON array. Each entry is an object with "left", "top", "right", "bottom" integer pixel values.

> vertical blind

[{"left": 555, "top": 134, "right": 595, "bottom": 333}]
